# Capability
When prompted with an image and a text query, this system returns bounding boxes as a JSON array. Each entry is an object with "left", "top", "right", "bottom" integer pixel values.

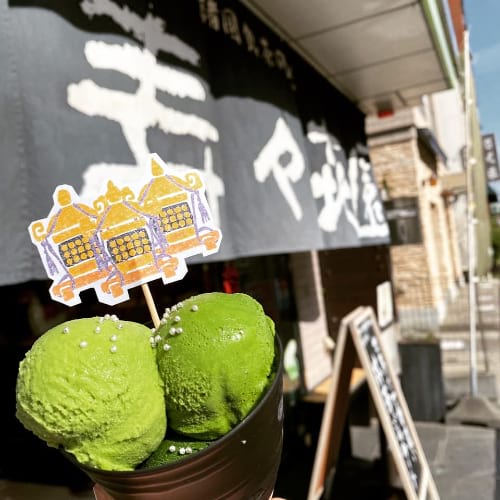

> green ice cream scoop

[
  {"left": 16, "top": 317, "right": 166, "bottom": 471},
  {"left": 155, "top": 292, "right": 275, "bottom": 440}
]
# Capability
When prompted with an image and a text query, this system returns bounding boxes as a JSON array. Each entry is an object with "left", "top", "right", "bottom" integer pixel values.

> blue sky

[{"left": 463, "top": 0, "right": 500, "bottom": 189}]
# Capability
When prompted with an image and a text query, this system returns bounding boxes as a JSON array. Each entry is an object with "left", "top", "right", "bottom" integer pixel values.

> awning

[
  {"left": 0, "top": 0, "right": 390, "bottom": 286},
  {"left": 240, "top": 0, "right": 459, "bottom": 114},
  {"left": 417, "top": 128, "right": 448, "bottom": 164}
]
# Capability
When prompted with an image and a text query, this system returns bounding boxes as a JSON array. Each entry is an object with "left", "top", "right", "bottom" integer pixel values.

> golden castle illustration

[{"left": 29, "top": 154, "right": 221, "bottom": 306}]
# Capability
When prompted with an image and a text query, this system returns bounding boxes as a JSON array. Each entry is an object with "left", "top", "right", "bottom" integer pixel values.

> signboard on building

[
  {"left": 482, "top": 134, "right": 500, "bottom": 182},
  {"left": 376, "top": 281, "right": 394, "bottom": 328},
  {"left": 383, "top": 197, "right": 422, "bottom": 245},
  {"left": 0, "top": 0, "right": 389, "bottom": 287}
]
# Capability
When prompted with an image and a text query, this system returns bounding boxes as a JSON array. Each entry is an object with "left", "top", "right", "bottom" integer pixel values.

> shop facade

[
  {"left": 0, "top": 0, "right": 462, "bottom": 495},
  {"left": 0, "top": 0, "right": 391, "bottom": 488}
]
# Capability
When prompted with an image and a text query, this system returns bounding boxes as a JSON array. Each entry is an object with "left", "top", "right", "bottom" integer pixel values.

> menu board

[
  {"left": 353, "top": 314, "right": 421, "bottom": 492},
  {"left": 308, "top": 307, "right": 439, "bottom": 500}
]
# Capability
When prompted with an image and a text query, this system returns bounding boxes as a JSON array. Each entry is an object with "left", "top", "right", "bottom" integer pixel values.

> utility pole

[{"left": 463, "top": 30, "right": 478, "bottom": 397}]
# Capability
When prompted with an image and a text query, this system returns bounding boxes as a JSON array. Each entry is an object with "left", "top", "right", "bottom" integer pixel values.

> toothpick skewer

[{"left": 141, "top": 283, "right": 161, "bottom": 329}]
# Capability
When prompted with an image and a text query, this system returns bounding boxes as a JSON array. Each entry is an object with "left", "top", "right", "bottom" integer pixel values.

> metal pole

[{"left": 463, "top": 30, "right": 478, "bottom": 397}]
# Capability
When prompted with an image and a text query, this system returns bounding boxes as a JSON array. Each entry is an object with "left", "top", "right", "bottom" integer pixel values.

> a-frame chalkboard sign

[{"left": 308, "top": 307, "right": 439, "bottom": 500}]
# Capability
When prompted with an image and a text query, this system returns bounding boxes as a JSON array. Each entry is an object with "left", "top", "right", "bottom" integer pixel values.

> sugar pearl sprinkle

[
  {"left": 155, "top": 334, "right": 162, "bottom": 343},
  {"left": 232, "top": 331, "right": 243, "bottom": 342},
  {"left": 62, "top": 327, "right": 70, "bottom": 334},
  {"left": 110, "top": 335, "right": 118, "bottom": 342},
  {"left": 94, "top": 326, "right": 101, "bottom": 334},
  {"left": 104, "top": 314, "right": 111, "bottom": 320},
  {"left": 190, "top": 304, "right": 199, "bottom": 312},
  {"left": 79, "top": 341, "right": 88, "bottom": 348},
  {"left": 167, "top": 444, "right": 194, "bottom": 456},
  {"left": 163, "top": 343, "right": 171, "bottom": 351},
  {"left": 110, "top": 345, "right": 118, "bottom": 353},
  {"left": 176, "top": 327, "right": 183, "bottom": 334},
  {"left": 169, "top": 327, "right": 177, "bottom": 336},
  {"left": 117, "top": 323, "right": 123, "bottom": 330},
  {"left": 173, "top": 315, "right": 181, "bottom": 323}
]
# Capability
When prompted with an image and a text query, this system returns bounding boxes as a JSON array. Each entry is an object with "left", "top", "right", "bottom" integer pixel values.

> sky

[{"left": 463, "top": 0, "right": 500, "bottom": 192}]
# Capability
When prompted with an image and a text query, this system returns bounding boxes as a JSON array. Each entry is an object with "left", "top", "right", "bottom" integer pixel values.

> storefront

[
  {"left": 0, "top": 0, "right": 390, "bottom": 288},
  {"left": 0, "top": 0, "right": 459, "bottom": 496}
]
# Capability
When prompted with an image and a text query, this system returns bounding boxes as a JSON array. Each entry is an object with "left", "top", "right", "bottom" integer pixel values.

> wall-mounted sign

[
  {"left": 482, "top": 134, "right": 500, "bottom": 182},
  {"left": 376, "top": 281, "right": 394, "bottom": 328},
  {"left": 383, "top": 197, "right": 422, "bottom": 245}
]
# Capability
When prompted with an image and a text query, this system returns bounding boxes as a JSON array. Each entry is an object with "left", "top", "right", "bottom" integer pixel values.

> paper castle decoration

[{"left": 29, "top": 154, "right": 222, "bottom": 306}]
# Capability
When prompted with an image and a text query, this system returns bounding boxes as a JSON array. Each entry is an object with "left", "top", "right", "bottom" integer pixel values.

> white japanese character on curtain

[
  {"left": 68, "top": 0, "right": 225, "bottom": 227},
  {"left": 308, "top": 127, "right": 389, "bottom": 238},
  {"left": 253, "top": 117, "right": 305, "bottom": 220},
  {"left": 308, "top": 129, "right": 359, "bottom": 232}
]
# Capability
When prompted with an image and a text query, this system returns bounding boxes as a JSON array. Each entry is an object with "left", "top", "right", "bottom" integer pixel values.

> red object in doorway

[{"left": 223, "top": 263, "right": 240, "bottom": 294}]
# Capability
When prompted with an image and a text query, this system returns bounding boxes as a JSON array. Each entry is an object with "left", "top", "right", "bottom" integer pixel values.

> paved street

[
  {"left": 351, "top": 420, "right": 497, "bottom": 500},
  {"left": 350, "top": 278, "right": 500, "bottom": 500},
  {"left": 419, "top": 278, "right": 500, "bottom": 499},
  {"left": 439, "top": 278, "right": 500, "bottom": 402}
]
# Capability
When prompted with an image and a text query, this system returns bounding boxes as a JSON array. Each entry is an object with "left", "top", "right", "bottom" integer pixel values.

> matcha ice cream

[
  {"left": 15, "top": 291, "right": 278, "bottom": 482},
  {"left": 155, "top": 292, "right": 275, "bottom": 440},
  {"left": 16, "top": 316, "right": 166, "bottom": 471}
]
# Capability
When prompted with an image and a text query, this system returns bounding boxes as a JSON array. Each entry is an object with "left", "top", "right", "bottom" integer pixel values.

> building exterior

[
  {"left": 364, "top": 0, "right": 492, "bottom": 334},
  {"left": 367, "top": 108, "right": 464, "bottom": 333}
]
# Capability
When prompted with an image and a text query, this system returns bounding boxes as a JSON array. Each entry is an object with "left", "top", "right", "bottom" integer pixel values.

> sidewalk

[
  {"left": 417, "top": 422, "right": 496, "bottom": 500},
  {"left": 439, "top": 278, "right": 500, "bottom": 402},
  {"left": 350, "top": 419, "right": 497, "bottom": 500},
  {"left": 412, "top": 277, "right": 500, "bottom": 499},
  {"left": 347, "top": 278, "right": 500, "bottom": 500}
]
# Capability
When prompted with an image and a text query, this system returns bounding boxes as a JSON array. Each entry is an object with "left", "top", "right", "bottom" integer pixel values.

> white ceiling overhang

[{"left": 240, "top": 0, "right": 460, "bottom": 115}]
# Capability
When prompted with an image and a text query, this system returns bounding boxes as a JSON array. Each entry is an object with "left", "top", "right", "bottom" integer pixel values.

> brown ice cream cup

[{"left": 65, "top": 336, "right": 284, "bottom": 500}]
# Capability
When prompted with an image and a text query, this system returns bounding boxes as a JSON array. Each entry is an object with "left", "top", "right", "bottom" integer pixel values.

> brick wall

[
  {"left": 370, "top": 141, "right": 419, "bottom": 198},
  {"left": 370, "top": 133, "right": 462, "bottom": 332},
  {"left": 391, "top": 244, "right": 432, "bottom": 307}
]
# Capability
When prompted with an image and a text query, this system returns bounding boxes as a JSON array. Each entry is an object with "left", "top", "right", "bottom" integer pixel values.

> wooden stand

[{"left": 308, "top": 307, "right": 440, "bottom": 500}]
